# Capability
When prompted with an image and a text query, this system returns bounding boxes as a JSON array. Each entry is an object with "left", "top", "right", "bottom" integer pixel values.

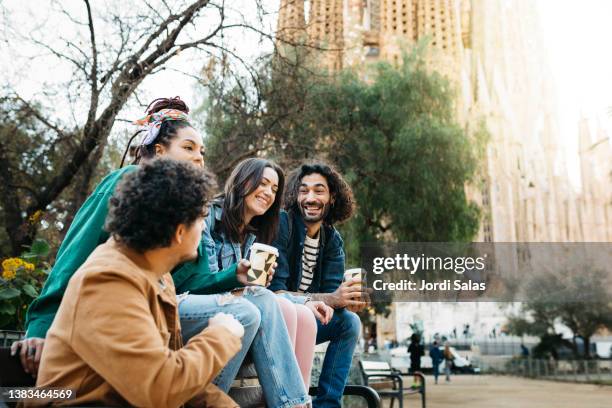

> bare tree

[{"left": 0, "top": 0, "right": 286, "bottom": 255}]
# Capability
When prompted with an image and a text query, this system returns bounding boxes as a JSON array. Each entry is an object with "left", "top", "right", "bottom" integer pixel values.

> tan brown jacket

[{"left": 32, "top": 239, "right": 241, "bottom": 407}]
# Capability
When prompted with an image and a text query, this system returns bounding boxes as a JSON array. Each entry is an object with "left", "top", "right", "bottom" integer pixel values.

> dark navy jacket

[{"left": 269, "top": 210, "right": 345, "bottom": 293}]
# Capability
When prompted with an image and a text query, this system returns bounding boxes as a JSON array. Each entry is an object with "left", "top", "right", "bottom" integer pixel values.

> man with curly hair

[
  {"left": 270, "top": 162, "right": 366, "bottom": 408},
  {"left": 34, "top": 159, "right": 244, "bottom": 407}
]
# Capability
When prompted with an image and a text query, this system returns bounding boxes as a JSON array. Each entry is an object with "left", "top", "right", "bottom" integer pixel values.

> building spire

[{"left": 277, "top": 0, "right": 306, "bottom": 44}]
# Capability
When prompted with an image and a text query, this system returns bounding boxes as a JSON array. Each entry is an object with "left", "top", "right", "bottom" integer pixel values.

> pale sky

[
  {"left": 536, "top": 0, "right": 612, "bottom": 187},
  {"left": 1, "top": 0, "right": 610, "bottom": 190}
]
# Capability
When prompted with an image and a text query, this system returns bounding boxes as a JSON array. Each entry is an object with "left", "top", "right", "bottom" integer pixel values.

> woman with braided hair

[
  {"left": 16, "top": 97, "right": 311, "bottom": 407},
  {"left": 120, "top": 97, "right": 203, "bottom": 167}
]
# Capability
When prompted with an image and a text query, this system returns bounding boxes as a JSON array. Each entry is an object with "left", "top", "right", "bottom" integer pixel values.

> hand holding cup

[
  {"left": 236, "top": 258, "right": 278, "bottom": 287},
  {"left": 341, "top": 268, "right": 369, "bottom": 312},
  {"left": 246, "top": 243, "right": 279, "bottom": 286}
]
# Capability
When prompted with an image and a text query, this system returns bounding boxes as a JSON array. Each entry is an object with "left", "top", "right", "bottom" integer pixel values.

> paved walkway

[{"left": 394, "top": 374, "right": 612, "bottom": 408}]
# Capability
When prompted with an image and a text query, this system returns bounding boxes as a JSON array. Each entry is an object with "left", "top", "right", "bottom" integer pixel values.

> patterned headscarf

[{"left": 133, "top": 109, "right": 190, "bottom": 146}]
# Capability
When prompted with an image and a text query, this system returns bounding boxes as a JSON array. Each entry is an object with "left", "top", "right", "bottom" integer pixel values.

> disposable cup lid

[
  {"left": 344, "top": 268, "right": 362, "bottom": 276},
  {"left": 250, "top": 243, "right": 279, "bottom": 257}
]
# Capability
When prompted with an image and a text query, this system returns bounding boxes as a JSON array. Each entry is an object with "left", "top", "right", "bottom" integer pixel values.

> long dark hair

[
  {"left": 219, "top": 158, "right": 285, "bottom": 245},
  {"left": 284, "top": 161, "right": 355, "bottom": 225},
  {"left": 120, "top": 96, "right": 192, "bottom": 167}
]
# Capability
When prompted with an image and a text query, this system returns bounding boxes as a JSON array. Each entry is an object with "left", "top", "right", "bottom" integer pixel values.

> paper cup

[
  {"left": 247, "top": 243, "right": 279, "bottom": 286},
  {"left": 343, "top": 268, "right": 363, "bottom": 286}
]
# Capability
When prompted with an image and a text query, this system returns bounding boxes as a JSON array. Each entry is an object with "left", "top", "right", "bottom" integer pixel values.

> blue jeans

[
  {"left": 314, "top": 308, "right": 361, "bottom": 408},
  {"left": 432, "top": 359, "right": 441, "bottom": 383},
  {"left": 179, "top": 288, "right": 309, "bottom": 408}
]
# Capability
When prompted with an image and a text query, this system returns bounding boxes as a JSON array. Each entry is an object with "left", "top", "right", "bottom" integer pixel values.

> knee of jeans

[
  {"left": 258, "top": 287, "right": 281, "bottom": 305},
  {"left": 235, "top": 298, "right": 262, "bottom": 331},
  {"left": 342, "top": 310, "right": 362, "bottom": 340},
  {"left": 244, "top": 285, "right": 275, "bottom": 299}
]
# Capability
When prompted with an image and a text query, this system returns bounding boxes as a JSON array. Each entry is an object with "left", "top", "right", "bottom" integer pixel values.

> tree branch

[
  {"left": 14, "top": 94, "right": 66, "bottom": 138},
  {"left": 138, "top": 0, "right": 211, "bottom": 69},
  {"left": 84, "top": 0, "right": 99, "bottom": 132},
  {"left": 132, "top": 0, "right": 210, "bottom": 64},
  {"left": 27, "top": 36, "right": 90, "bottom": 79},
  {"left": 99, "top": 16, "right": 132, "bottom": 87}
]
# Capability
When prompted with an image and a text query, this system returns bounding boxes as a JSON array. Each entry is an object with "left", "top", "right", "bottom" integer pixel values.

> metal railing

[{"left": 483, "top": 357, "right": 612, "bottom": 384}]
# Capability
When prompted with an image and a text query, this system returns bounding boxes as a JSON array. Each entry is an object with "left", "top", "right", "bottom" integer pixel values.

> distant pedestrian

[
  {"left": 367, "top": 336, "right": 377, "bottom": 353},
  {"left": 430, "top": 341, "right": 444, "bottom": 384},
  {"left": 444, "top": 341, "right": 453, "bottom": 382},
  {"left": 408, "top": 334, "right": 424, "bottom": 388},
  {"left": 521, "top": 343, "right": 529, "bottom": 358}
]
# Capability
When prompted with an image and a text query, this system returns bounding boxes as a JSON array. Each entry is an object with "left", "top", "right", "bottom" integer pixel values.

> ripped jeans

[{"left": 179, "top": 287, "right": 310, "bottom": 408}]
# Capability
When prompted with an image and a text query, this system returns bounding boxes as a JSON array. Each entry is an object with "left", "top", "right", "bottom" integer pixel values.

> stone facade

[
  {"left": 276, "top": 0, "right": 612, "bottom": 244},
  {"left": 277, "top": 0, "right": 612, "bottom": 344}
]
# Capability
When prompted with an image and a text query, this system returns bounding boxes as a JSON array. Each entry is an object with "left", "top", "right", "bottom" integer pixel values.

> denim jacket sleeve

[
  {"left": 269, "top": 211, "right": 291, "bottom": 292},
  {"left": 203, "top": 209, "right": 220, "bottom": 274},
  {"left": 319, "top": 229, "right": 345, "bottom": 293}
]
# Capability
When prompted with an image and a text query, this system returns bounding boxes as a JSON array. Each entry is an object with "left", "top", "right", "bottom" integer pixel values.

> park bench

[
  {"left": 1, "top": 337, "right": 380, "bottom": 407},
  {"left": 228, "top": 353, "right": 380, "bottom": 407},
  {"left": 359, "top": 360, "right": 425, "bottom": 408}
]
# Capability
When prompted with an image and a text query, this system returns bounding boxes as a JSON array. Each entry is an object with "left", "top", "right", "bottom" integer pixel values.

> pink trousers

[{"left": 275, "top": 296, "right": 317, "bottom": 389}]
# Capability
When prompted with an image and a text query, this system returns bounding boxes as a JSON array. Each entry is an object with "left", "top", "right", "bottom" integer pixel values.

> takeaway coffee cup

[
  {"left": 247, "top": 243, "right": 279, "bottom": 286},
  {"left": 344, "top": 268, "right": 366, "bottom": 306},
  {"left": 343, "top": 268, "right": 363, "bottom": 286}
]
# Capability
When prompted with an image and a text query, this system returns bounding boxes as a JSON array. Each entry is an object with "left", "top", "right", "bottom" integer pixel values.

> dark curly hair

[
  {"left": 219, "top": 158, "right": 285, "bottom": 245},
  {"left": 284, "top": 162, "right": 355, "bottom": 225},
  {"left": 121, "top": 96, "right": 193, "bottom": 166},
  {"left": 106, "top": 159, "right": 216, "bottom": 252}
]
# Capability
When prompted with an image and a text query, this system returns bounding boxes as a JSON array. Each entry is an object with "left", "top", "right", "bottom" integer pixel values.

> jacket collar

[
  {"left": 107, "top": 239, "right": 177, "bottom": 307},
  {"left": 291, "top": 209, "right": 327, "bottom": 246},
  {"left": 214, "top": 203, "right": 223, "bottom": 222}
]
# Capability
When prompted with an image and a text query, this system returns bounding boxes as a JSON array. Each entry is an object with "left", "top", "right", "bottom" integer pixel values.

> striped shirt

[{"left": 298, "top": 234, "right": 320, "bottom": 292}]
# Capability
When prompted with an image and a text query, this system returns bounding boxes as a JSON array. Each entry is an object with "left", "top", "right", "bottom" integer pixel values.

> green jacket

[{"left": 25, "top": 165, "right": 239, "bottom": 338}]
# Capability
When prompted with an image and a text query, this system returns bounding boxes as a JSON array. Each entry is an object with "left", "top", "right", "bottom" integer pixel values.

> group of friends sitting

[{"left": 10, "top": 97, "right": 368, "bottom": 407}]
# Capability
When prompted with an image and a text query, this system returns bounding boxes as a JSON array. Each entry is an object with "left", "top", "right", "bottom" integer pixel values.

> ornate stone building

[
  {"left": 276, "top": 0, "right": 612, "bottom": 244},
  {"left": 277, "top": 0, "right": 612, "bottom": 344}
]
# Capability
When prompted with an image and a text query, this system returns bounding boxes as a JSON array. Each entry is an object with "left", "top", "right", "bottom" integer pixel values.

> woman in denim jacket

[{"left": 205, "top": 158, "right": 334, "bottom": 390}]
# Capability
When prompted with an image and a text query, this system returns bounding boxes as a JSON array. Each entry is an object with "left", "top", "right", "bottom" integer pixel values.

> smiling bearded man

[{"left": 269, "top": 162, "right": 367, "bottom": 408}]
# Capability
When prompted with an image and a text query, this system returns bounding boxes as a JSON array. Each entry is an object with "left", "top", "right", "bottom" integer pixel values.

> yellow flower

[
  {"left": 1, "top": 257, "right": 27, "bottom": 273},
  {"left": 2, "top": 269, "right": 16, "bottom": 280},
  {"left": 2, "top": 258, "right": 16, "bottom": 271},
  {"left": 29, "top": 210, "right": 43, "bottom": 224},
  {"left": 24, "top": 262, "right": 35, "bottom": 272}
]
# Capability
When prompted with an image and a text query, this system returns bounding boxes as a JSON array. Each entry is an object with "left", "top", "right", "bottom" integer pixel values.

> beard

[{"left": 298, "top": 200, "right": 331, "bottom": 223}]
